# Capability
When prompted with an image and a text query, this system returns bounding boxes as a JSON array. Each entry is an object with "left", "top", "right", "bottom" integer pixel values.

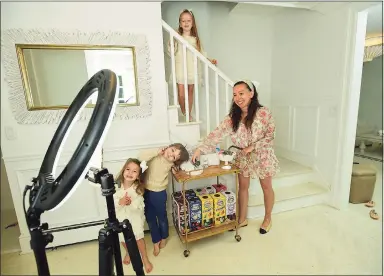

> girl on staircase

[{"left": 168, "top": 9, "right": 217, "bottom": 121}]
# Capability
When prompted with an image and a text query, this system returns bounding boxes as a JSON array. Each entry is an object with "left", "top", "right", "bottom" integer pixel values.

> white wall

[
  {"left": 357, "top": 56, "right": 383, "bottom": 131},
  {"left": 2, "top": 2, "right": 169, "bottom": 158},
  {"left": 161, "top": 1, "right": 274, "bottom": 142},
  {"left": 209, "top": 3, "right": 274, "bottom": 108},
  {"left": 1, "top": 2, "right": 170, "bottom": 252},
  {"left": 270, "top": 3, "right": 364, "bottom": 190}
]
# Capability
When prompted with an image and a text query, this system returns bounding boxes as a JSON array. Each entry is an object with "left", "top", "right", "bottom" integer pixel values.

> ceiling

[
  {"left": 366, "top": 3, "right": 383, "bottom": 37},
  {"left": 237, "top": 1, "right": 382, "bottom": 38},
  {"left": 237, "top": 1, "right": 318, "bottom": 10}
]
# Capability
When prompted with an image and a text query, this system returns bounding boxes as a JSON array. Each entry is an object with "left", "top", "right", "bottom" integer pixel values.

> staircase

[{"left": 161, "top": 20, "right": 330, "bottom": 219}]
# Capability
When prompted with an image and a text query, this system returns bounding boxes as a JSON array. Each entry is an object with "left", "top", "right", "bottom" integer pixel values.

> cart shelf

[
  {"left": 175, "top": 220, "right": 237, "bottom": 243},
  {"left": 171, "top": 161, "right": 242, "bottom": 257},
  {"left": 172, "top": 162, "right": 240, "bottom": 183}
]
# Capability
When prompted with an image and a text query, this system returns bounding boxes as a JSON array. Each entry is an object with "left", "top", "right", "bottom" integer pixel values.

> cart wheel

[
  {"left": 183, "top": 250, "right": 190, "bottom": 257},
  {"left": 235, "top": 235, "right": 241, "bottom": 242}
]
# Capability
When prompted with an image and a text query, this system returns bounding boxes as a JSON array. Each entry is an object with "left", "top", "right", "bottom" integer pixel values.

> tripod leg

[
  {"left": 30, "top": 228, "right": 51, "bottom": 276},
  {"left": 112, "top": 231, "right": 124, "bottom": 276},
  {"left": 99, "top": 228, "right": 114, "bottom": 276},
  {"left": 121, "top": 219, "right": 145, "bottom": 276}
]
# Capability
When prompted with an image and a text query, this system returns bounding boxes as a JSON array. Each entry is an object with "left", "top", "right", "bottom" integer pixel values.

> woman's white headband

[{"left": 235, "top": 79, "right": 254, "bottom": 92}]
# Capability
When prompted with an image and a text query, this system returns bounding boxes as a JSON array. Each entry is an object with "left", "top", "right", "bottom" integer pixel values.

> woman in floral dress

[{"left": 192, "top": 80, "right": 279, "bottom": 234}]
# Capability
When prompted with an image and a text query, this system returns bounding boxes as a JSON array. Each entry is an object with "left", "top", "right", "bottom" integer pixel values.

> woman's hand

[
  {"left": 242, "top": 145, "right": 254, "bottom": 154},
  {"left": 191, "top": 149, "right": 201, "bottom": 163},
  {"left": 209, "top": 59, "right": 218, "bottom": 65}
]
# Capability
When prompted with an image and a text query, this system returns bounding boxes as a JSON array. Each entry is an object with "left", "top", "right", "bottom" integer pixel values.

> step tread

[
  {"left": 168, "top": 105, "right": 179, "bottom": 109},
  {"left": 274, "top": 157, "right": 313, "bottom": 178},
  {"left": 248, "top": 182, "right": 329, "bottom": 207},
  {"left": 176, "top": 121, "right": 203, "bottom": 126}
]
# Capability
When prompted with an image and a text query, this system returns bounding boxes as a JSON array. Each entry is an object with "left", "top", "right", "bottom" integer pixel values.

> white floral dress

[
  {"left": 113, "top": 184, "right": 145, "bottom": 241},
  {"left": 168, "top": 34, "right": 207, "bottom": 85},
  {"left": 198, "top": 107, "right": 280, "bottom": 179}
]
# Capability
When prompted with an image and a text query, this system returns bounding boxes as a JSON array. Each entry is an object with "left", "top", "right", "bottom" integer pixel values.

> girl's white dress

[
  {"left": 113, "top": 184, "right": 145, "bottom": 241},
  {"left": 168, "top": 34, "right": 207, "bottom": 85}
]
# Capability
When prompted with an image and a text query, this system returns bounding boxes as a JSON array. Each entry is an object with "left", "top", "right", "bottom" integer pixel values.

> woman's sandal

[
  {"left": 370, "top": 209, "right": 379, "bottom": 220},
  {"left": 259, "top": 221, "right": 272, "bottom": 235},
  {"left": 229, "top": 219, "right": 248, "bottom": 231},
  {"left": 365, "top": 201, "right": 375, "bottom": 208}
]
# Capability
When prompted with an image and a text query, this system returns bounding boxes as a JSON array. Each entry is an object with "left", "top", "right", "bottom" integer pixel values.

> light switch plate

[{"left": 4, "top": 126, "right": 17, "bottom": 140}]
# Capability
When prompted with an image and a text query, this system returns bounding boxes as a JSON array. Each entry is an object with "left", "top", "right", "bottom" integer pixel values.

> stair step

[
  {"left": 168, "top": 105, "right": 180, "bottom": 109},
  {"left": 248, "top": 157, "right": 324, "bottom": 195},
  {"left": 248, "top": 181, "right": 329, "bottom": 207},
  {"left": 275, "top": 157, "right": 312, "bottom": 177},
  {"left": 176, "top": 121, "right": 203, "bottom": 126}
]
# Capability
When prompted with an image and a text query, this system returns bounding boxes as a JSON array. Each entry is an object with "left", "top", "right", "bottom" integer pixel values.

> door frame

[{"left": 330, "top": 2, "right": 381, "bottom": 210}]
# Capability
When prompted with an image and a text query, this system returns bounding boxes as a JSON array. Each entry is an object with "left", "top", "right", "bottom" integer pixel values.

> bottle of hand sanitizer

[{"left": 215, "top": 144, "right": 220, "bottom": 153}]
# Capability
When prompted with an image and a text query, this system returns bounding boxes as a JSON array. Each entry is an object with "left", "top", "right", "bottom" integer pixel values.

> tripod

[
  {"left": 90, "top": 168, "right": 145, "bottom": 276},
  {"left": 24, "top": 167, "right": 145, "bottom": 276}
]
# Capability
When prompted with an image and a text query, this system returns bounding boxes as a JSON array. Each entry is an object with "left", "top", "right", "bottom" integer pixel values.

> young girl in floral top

[{"left": 192, "top": 80, "right": 279, "bottom": 234}]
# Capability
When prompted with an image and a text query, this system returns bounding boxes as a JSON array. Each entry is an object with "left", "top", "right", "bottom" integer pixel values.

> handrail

[{"left": 162, "top": 20, "right": 234, "bottom": 86}]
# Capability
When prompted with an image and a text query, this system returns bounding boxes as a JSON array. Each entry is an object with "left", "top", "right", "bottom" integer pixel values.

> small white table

[{"left": 356, "top": 133, "right": 383, "bottom": 154}]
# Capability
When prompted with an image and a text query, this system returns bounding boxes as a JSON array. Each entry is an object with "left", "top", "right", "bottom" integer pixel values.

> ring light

[
  {"left": 24, "top": 69, "right": 145, "bottom": 276},
  {"left": 29, "top": 70, "right": 117, "bottom": 214}
]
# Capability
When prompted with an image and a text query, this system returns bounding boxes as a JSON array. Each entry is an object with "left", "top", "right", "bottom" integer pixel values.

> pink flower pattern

[{"left": 198, "top": 107, "right": 280, "bottom": 179}]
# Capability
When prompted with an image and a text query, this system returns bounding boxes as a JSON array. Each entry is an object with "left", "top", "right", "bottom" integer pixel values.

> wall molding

[
  {"left": 2, "top": 151, "right": 75, "bottom": 164},
  {"left": 2, "top": 140, "right": 171, "bottom": 164},
  {"left": 102, "top": 140, "right": 171, "bottom": 164},
  {"left": 102, "top": 140, "right": 171, "bottom": 154},
  {"left": 273, "top": 104, "right": 322, "bottom": 161},
  {"left": 291, "top": 106, "right": 320, "bottom": 157},
  {"left": 274, "top": 146, "right": 316, "bottom": 168}
]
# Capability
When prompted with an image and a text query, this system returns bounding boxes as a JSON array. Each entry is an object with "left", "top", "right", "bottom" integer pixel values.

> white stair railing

[{"left": 162, "top": 20, "right": 234, "bottom": 133}]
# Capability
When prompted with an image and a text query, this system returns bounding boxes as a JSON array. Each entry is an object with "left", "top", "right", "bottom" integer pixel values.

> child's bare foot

[
  {"left": 123, "top": 254, "right": 131, "bottom": 265},
  {"left": 143, "top": 259, "right": 153, "bottom": 273},
  {"left": 153, "top": 242, "right": 160, "bottom": 256},
  {"left": 159, "top": 239, "right": 167, "bottom": 249}
]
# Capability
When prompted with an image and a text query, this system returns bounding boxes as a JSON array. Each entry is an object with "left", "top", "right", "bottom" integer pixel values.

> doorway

[
  {"left": 332, "top": 2, "right": 383, "bottom": 209},
  {"left": 1, "top": 147, "right": 21, "bottom": 254}
]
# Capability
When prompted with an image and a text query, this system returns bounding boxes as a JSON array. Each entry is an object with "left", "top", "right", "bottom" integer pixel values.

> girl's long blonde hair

[
  {"left": 178, "top": 9, "right": 202, "bottom": 52},
  {"left": 170, "top": 9, "right": 202, "bottom": 55},
  {"left": 115, "top": 158, "right": 145, "bottom": 196}
]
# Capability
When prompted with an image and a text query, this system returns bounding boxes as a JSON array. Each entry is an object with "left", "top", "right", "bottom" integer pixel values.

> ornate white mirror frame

[{"left": 1, "top": 28, "right": 153, "bottom": 124}]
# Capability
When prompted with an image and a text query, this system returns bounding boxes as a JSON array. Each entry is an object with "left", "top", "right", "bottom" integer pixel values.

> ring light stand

[{"left": 23, "top": 70, "right": 145, "bottom": 276}]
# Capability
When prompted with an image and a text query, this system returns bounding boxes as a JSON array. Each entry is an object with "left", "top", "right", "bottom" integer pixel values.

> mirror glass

[{"left": 17, "top": 45, "right": 139, "bottom": 110}]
